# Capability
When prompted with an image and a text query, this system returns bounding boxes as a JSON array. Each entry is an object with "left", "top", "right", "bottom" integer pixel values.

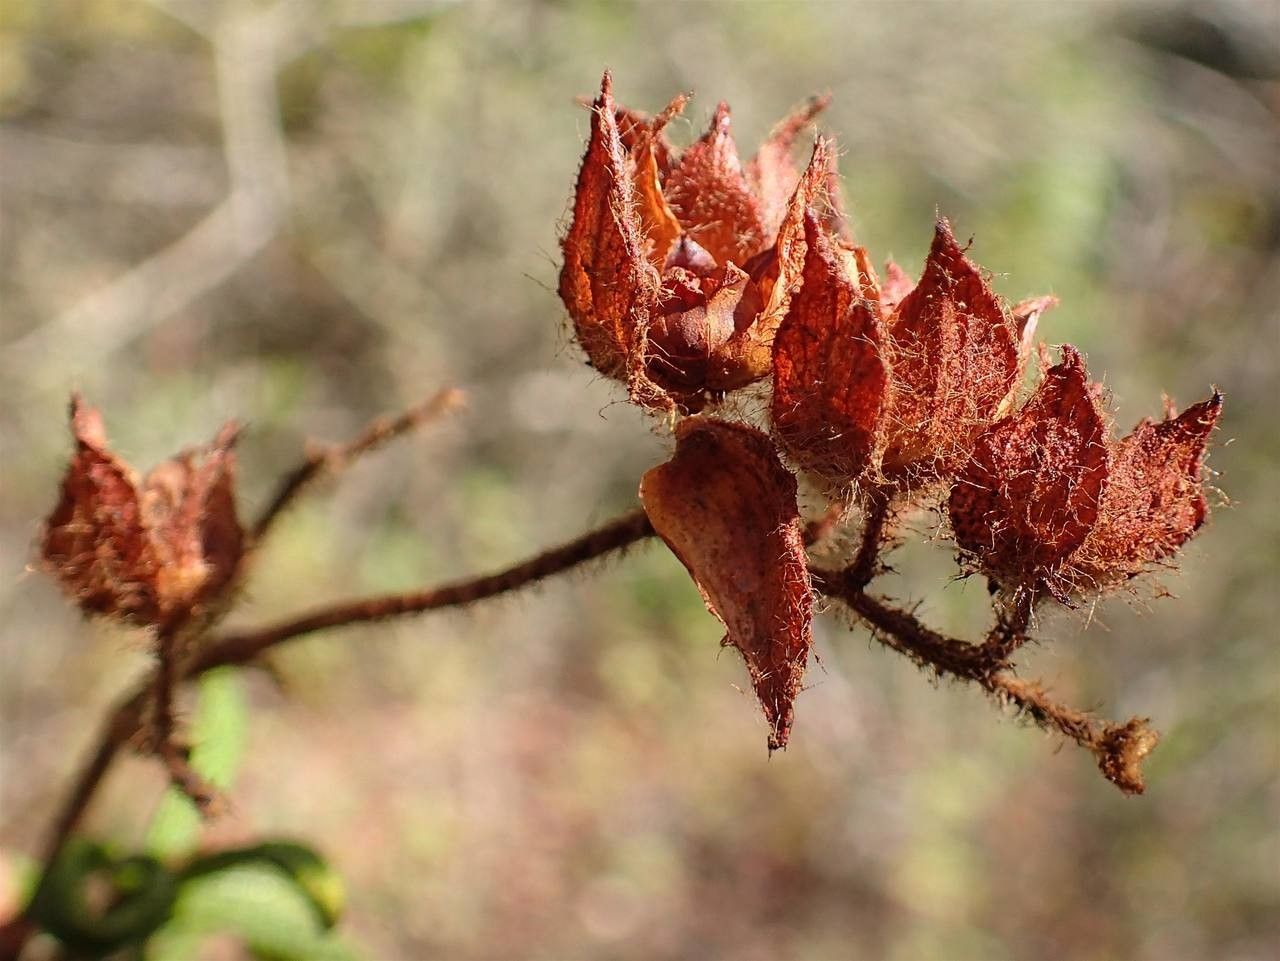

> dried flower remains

[
  {"left": 41, "top": 395, "right": 245, "bottom": 626},
  {"left": 561, "top": 72, "right": 1223, "bottom": 773},
  {"left": 949, "top": 346, "right": 1222, "bottom": 600}
]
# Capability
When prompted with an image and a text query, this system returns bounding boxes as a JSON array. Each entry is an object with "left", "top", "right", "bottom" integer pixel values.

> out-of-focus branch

[
  {"left": 3, "top": 1, "right": 294, "bottom": 393},
  {"left": 842, "top": 487, "right": 892, "bottom": 589},
  {"left": 251, "top": 387, "right": 465, "bottom": 542},
  {"left": 22, "top": 484, "right": 1150, "bottom": 954},
  {"left": 152, "top": 619, "right": 219, "bottom": 815}
]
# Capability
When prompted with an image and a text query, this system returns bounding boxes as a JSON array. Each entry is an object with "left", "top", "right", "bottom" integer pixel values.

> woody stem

[
  {"left": 31, "top": 509, "right": 657, "bottom": 874},
  {"left": 810, "top": 566, "right": 1151, "bottom": 794},
  {"left": 27, "top": 502, "right": 1147, "bottom": 949},
  {"left": 193, "top": 509, "right": 655, "bottom": 673},
  {"left": 250, "top": 387, "right": 463, "bottom": 544},
  {"left": 153, "top": 618, "right": 218, "bottom": 813},
  {"left": 980, "top": 588, "right": 1037, "bottom": 663},
  {"left": 843, "top": 487, "right": 892, "bottom": 589}
]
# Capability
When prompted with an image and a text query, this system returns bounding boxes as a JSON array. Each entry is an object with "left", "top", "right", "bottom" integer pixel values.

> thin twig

[
  {"left": 811, "top": 567, "right": 1156, "bottom": 794},
  {"left": 986, "top": 674, "right": 1159, "bottom": 795},
  {"left": 811, "top": 569, "right": 995, "bottom": 678},
  {"left": 251, "top": 387, "right": 464, "bottom": 542},
  {"left": 842, "top": 487, "right": 892, "bottom": 589},
  {"left": 980, "top": 588, "right": 1037, "bottom": 662}
]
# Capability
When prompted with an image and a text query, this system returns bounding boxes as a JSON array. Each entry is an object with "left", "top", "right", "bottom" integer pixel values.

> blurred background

[{"left": 1, "top": 0, "right": 1277, "bottom": 958}]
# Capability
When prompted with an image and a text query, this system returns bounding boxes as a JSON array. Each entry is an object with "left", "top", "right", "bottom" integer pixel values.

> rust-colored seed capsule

[
  {"left": 948, "top": 346, "right": 1109, "bottom": 592},
  {"left": 878, "top": 219, "right": 1021, "bottom": 484},
  {"left": 639, "top": 417, "right": 812, "bottom": 750},
  {"left": 559, "top": 72, "right": 838, "bottom": 412},
  {"left": 772, "top": 210, "right": 889, "bottom": 483},
  {"left": 1072, "top": 392, "right": 1222, "bottom": 590},
  {"left": 950, "top": 346, "right": 1221, "bottom": 597}
]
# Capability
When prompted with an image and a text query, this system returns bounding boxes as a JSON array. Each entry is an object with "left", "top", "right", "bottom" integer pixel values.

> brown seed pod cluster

[{"left": 562, "top": 73, "right": 1222, "bottom": 750}]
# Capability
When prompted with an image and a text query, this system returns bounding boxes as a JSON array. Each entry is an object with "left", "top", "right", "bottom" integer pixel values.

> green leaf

[
  {"left": 181, "top": 841, "right": 345, "bottom": 929},
  {"left": 28, "top": 838, "right": 178, "bottom": 957},
  {"left": 146, "top": 860, "right": 356, "bottom": 961},
  {"left": 145, "top": 668, "right": 248, "bottom": 860}
]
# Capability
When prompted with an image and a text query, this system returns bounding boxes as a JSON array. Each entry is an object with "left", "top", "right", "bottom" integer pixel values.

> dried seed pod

[
  {"left": 559, "top": 74, "right": 833, "bottom": 411},
  {"left": 639, "top": 418, "right": 812, "bottom": 750},
  {"left": 948, "top": 347, "right": 1108, "bottom": 593},
  {"left": 558, "top": 72, "right": 664, "bottom": 407},
  {"left": 42, "top": 399, "right": 162, "bottom": 622},
  {"left": 41, "top": 396, "right": 245, "bottom": 625},
  {"left": 772, "top": 210, "right": 890, "bottom": 483},
  {"left": 705, "top": 137, "right": 834, "bottom": 393},
  {"left": 664, "top": 102, "right": 769, "bottom": 267},
  {"left": 1071, "top": 392, "right": 1222, "bottom": 589},
  {"left": 770, "top": 214, "right": 1036, "bottom": 492},
  {"left": 878, "top": 219, "right": 1020, "bottom": 483},
  {"left": 949, "top": 347, "right": 1222, "bottom": 598}
]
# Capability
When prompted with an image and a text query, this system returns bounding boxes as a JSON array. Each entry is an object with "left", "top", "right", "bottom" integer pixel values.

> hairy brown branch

[
  {"left": 27, "top": 496, "right": 1144, "bottom": 936},
  {"left": 199, "top": 508, "right": 654, "bottom": 673},
  {"left": 980, "top": 588, "right": 1037, "bottom": 661},
  {"left": 988, "top": 674, "right": 1159, "bottom": 795},
  {"left": 811, "top": 567, "right": 1155, "bottom": 794},
  {"left": 842, "top": 487, "right": 893, "bottom": 589},
  {"left": 251, "top": 387, "right": 464, "bottom": 542},
  {"left": 811, "top": 569, "right": 997, "bottom": 678},
  {"left": 33, "top": 508, "right": 656, "bottom": 874}
]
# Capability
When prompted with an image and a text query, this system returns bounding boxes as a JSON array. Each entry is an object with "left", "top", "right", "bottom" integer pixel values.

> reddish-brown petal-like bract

[
  {"left": 615, "top": 103, "right": 676, "bottom": 179},
  {"left": 664, "top": 102, "right": 769, "bottom": 268},
  {"left": 706, "top": 137, "right": 834, "bottom": 392},
  {"left": 559, "top": 72, "right": 663, "bottom": 402},
  {"left": 41, "top": 397, "right": 246, "bottom": 625},
  {"left": 880, "top": 219, "right": 1020, "bottom": 483},
  {"left": 1072, "top": 392, "right": 1222, "bottom": 589},
  {"left": 950, "top": 346, "right": 1222, "bottom": 599},
  {"left": 141, "top": 422, "right": 245, "bottom": 613},
  {"left": 748, "top": 93, "right": 831, "bottom": 240},
  {"left": 948, "top": 346, "right": 1109, "bottom": 593},
  {"left": 879, "top": 260, "right": 915, "bottom": 316},
  {"left": 772, "top": 209, "right": 890, "bottom": 483},
  {"left": 647, "top": 262, "right": 747, "bottom": 393},
  {"left": 42, "top": 396, "right": 161, "bottom": 622},
  {"left": 560, "top": 76, "right": 841, "bottom": 411},
  {"left": 629, "top": 93, "right": 687, "bottom": 270},
  {"left": 639, "top": 418, "right": 813, "bottom": 750},
  {"left": 1011, "top": 295, "right": 1058, "bottom": 364}
]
